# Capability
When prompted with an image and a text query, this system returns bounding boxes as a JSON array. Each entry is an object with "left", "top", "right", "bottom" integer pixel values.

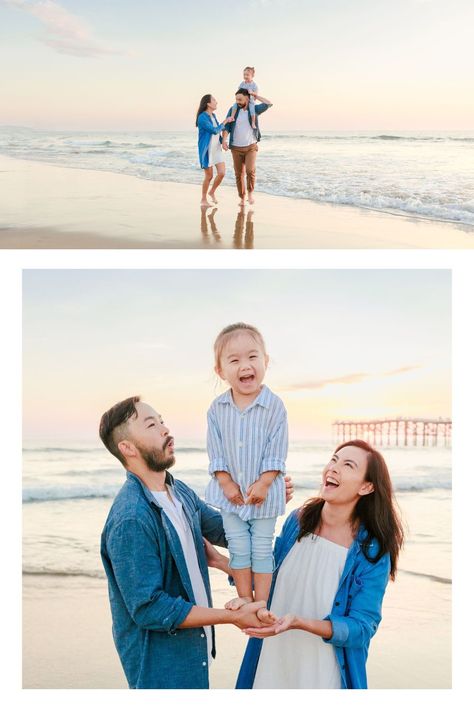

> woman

[
  {"left": 235, "top": 439, "right": 404, "bottom": 689},
  {"left": 196, "top": 94, "right": 232, "bottom": 207}
]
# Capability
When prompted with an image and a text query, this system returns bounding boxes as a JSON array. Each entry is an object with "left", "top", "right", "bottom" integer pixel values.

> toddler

[
  {"left": 205, "top": 323, "right": 287, "bottom": 618},
  {"left": 230, "top": 66, "right": 259, "bottom": 130}
]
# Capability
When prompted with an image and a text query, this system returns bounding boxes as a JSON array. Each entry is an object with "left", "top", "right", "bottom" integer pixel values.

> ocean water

[
  {"left": 2, "top": 126, "right": 473, "bottom": 226},
  {"left": 22, "top": 440, "right": 451, "bottom": 584}
]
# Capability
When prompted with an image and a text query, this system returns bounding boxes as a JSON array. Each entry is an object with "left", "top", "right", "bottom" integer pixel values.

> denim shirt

[
  {"left": 236, "top": 509, "right": 391, "bottom": 689},
  {"left": 225, "top": 102, "right": 271, "bottom": 146},
  {"left": 197, "top": 111, "right": 225, "bottom": 168},
  {"left": 100, "top": 470, "right": 227, "bottom": 689}
]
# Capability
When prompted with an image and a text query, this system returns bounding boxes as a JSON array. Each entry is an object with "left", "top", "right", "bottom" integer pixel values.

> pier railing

[{"left": 332, "top": 417, "right": 451, "bottom": 447}]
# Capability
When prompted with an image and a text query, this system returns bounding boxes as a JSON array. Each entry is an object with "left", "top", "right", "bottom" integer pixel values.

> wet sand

[
  {"left": 2, "top": 155, "right": 472, "bottom": 249},
  {"left": 22, "top": 563, "right": 450, "bottom": 689}
]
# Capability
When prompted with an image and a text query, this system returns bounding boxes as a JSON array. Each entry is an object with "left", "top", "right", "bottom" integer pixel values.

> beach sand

[
  {"left": 22, "top": 562, "right": 451, "bottom": 689},
  {"left": 2, "top": 155, "right": 472, "bottom": 249}
]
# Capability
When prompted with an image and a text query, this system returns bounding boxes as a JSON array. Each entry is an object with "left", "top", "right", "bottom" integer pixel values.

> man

[
  {"left": 222, "top": 88, "right": 273, "bottom": 206},
  {"left": 99, "top": 395, "right": 292, "bottom": 689}
]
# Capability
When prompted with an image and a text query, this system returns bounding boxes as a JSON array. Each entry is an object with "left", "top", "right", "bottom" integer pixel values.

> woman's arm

[
  {"left": 197, "top": 112, "right": 228, "bottom": 134},
  {"left": 243, "top": 613, "right": 332, "bottom": 639}
]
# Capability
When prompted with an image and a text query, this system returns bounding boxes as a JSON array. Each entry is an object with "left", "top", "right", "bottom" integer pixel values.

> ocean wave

[
  {"left": 23, "top": 566, "right": 105, "bottom": 579},
  {"left": 23, "top": 486, "right": 120, "bottom": 503},
  {"left": 23, "top": 446, "right": 104, "bottom": 454},
  {"left": 294, "top": 479, "right": 451, "bottom": 493}
]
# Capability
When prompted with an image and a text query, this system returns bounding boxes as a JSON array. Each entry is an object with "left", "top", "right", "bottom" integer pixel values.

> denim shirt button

[
  {"left": 200, "top": 633, "right": 205, "bottom": 638},
  {"left": 202, "top": 661, "right": 207, "bottom": 667}
]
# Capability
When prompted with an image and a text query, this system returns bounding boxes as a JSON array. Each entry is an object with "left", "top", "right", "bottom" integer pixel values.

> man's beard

[{"left": 136, "top": 438, "right": 175, "bottom": 472}]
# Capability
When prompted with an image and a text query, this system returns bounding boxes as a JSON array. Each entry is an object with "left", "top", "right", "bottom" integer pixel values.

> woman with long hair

[
  {"left": 235, "top": 440, "right": 404, "bottom": 689},
  {"left": 196, "top": 94, "right": 233, "bottom": 207}
]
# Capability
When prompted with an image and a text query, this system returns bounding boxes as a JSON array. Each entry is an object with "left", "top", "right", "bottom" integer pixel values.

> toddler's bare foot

[
  {"left": 225, "top": 596, "right": 253, "bottom": 610},
  {"left": 256, "top": 606, "right": 277, "bottom": 624}
]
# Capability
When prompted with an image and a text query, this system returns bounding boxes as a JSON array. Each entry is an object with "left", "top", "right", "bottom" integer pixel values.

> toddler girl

[
  {"left": 230, "top": 66, "right": 259, "bottom": 130},
  {"left": 205, "top": 323, "right": 287, "bottom": 618}
]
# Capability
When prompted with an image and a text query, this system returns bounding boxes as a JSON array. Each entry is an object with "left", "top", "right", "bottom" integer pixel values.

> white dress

[
  {"left": 253, "top": 535, "right": 348, "bottom": 689},
  {"left": 207, "top": 114, "right": 224, "bottom": 166}
]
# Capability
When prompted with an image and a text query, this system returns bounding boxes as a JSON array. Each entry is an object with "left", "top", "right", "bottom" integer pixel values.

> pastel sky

[
  {"left": 22, "top": 269, "right": 451, "bottom": 442},
  {"left": 1, "top": 0, "right": 473, "bottom": 130}
]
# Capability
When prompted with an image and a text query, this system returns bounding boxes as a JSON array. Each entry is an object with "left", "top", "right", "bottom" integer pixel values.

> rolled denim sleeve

[
  {"left": 197, "top": 112, "right": 224, "bottom": 134},
  {"left": 323, "top": 553, "right": 391, "bottom": 649},
  {"left": 260, "top": 412, "right": 288, "bottom": 474},
  {"left": 255, "top": 103, "right": 271, "bottom": 114},
  {"left": 207, "top": 407, "right": 229, "bottom": 474},
  {"left": 106, "top": 518, "right": 193, "bottom": 632}
]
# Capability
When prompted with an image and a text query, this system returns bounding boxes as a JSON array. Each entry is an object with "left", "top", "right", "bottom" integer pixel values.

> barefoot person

[
  {"left": 222, "top": 88, "right": 273, "bottom": 206},
  {"left": 205, "top": 323, "right": 287, "bottom": 622},
  {"left": 235, "top": 440, "right": 404, "bottom": 689},
  {"left": 196, "top": 94, "right": 233, "bottom": 207},
  {"left": 99, "top": 396, "right": 293, "bottom": 689}
]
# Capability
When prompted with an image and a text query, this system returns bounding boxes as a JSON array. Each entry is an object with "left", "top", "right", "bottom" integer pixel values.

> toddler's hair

[
  {"left": 244, "top": 66, "right": 255, "bottom": 75},
  {"left": 214, "top": 322, "right": 266, "bottom": 370}
]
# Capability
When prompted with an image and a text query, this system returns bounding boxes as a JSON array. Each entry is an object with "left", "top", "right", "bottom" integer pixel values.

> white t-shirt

[
  {"left": 151, "top": 487, "right": 212, "bottom": 663},
  {"left": 232, "top": 108, "right": 256, "bottom": 147}
]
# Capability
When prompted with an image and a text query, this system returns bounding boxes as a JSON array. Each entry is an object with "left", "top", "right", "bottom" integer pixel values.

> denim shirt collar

[{"left": 125, "top": 469, "right": 175, "bottom": 507}]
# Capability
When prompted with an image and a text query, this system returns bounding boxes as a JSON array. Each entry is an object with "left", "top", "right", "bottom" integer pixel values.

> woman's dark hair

[
  {"left": 196, "top": 94, "right": 212, "bottom": 126},
  {"left": 298, "top": 440, "right": 404, "bottom": 579}
]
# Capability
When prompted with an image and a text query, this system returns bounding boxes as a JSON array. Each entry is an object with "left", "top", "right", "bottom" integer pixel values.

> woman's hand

[
  {"left": 243, "top": 613, "right": 297, "bottom": 638},
  {"left": 284, "top": 474, "right": 294, "bottom": 503},
  {"left": 224, "top": 116, "right": 234, "bottom": 124}
]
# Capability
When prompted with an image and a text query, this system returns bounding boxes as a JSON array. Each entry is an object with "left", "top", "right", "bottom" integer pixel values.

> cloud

[
  {"left": 3, "top": 0, "right": 127, "bottom": 57},
  {"left": 282, "top": 365, "right": 421, "bottom": 392}
]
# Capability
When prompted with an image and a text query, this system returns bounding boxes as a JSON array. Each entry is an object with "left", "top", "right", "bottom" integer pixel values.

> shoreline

[{"left": 2, "top": 155, "right": 473, "bottom": 249}]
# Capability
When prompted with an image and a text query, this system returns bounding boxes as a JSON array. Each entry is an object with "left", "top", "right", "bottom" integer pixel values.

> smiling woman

[{"left": 235, "top": 440, "right": 404, "bottom": 689}]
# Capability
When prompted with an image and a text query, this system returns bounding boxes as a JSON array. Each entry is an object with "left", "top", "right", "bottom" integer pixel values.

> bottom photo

[{"left": 22, "top": 269, "right": 451, "bottom": 690}]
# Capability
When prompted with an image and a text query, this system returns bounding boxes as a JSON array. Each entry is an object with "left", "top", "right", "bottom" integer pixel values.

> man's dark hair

[
  {"left": 99, "top": 395, "right": 141, "bottom": 465},
  {"left": 235, "top": 88, "right": 250, "bottom": 98}
]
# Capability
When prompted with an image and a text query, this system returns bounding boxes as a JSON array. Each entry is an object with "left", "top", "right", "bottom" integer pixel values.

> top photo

[{"left": 1, "top": 0, "right": 473, "bottom": 250}]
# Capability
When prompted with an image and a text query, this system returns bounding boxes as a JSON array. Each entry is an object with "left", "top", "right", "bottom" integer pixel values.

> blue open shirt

[
  {"left": 197, "top": 111, "right": 226, "bottom": 168},
  {"left": 101, "top": 470, "right": 227, "bottom": 689},
  {"left": 236, "top": 509, "right": 391, "bottom": 689}
]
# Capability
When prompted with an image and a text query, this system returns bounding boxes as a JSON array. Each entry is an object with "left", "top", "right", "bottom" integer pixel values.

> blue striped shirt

[{"left": 205, "top": 385, "right": 287, "bottom": 521}]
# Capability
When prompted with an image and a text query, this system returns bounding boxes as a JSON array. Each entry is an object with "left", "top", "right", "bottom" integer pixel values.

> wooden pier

[{"left": 332, "top": 417, "right": 451, "bottom": 447}]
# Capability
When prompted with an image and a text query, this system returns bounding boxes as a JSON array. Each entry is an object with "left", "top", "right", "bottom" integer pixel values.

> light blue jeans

[{"left": 221, "top": 511, "right": 276, "bottom": 574}]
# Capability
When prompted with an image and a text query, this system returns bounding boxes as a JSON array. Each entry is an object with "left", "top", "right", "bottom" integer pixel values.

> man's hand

[
  {"left": 284, "top": 474, "right": 294, "bottom": 503},
  {"left": 203, "top": 538, "right": 230, "bottom": 573},
  {"left": 232, "top": 601, "right": 275, "bottom": 630},
  {"left": 246, "top": 478, "right": 271, "bottom": 506},
  {"left": 222, "top": 140, "right": 229, "bottom": 151}
]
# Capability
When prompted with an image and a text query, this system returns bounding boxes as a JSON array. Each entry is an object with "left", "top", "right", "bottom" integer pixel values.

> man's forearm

[
  {"left": 255, "top": 94, "right": 272, "bottom": 105},
  {"left": 179, "top": 605, "right": 237, "bottom": 628}
]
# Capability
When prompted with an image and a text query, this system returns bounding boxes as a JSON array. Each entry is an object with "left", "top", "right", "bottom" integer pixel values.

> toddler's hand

[
  {"left": 245, "top": 479, "right": 271, "bottom": 506},
  {"left": 221, "top": 480, "right": 245, "bottom": 506}
]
